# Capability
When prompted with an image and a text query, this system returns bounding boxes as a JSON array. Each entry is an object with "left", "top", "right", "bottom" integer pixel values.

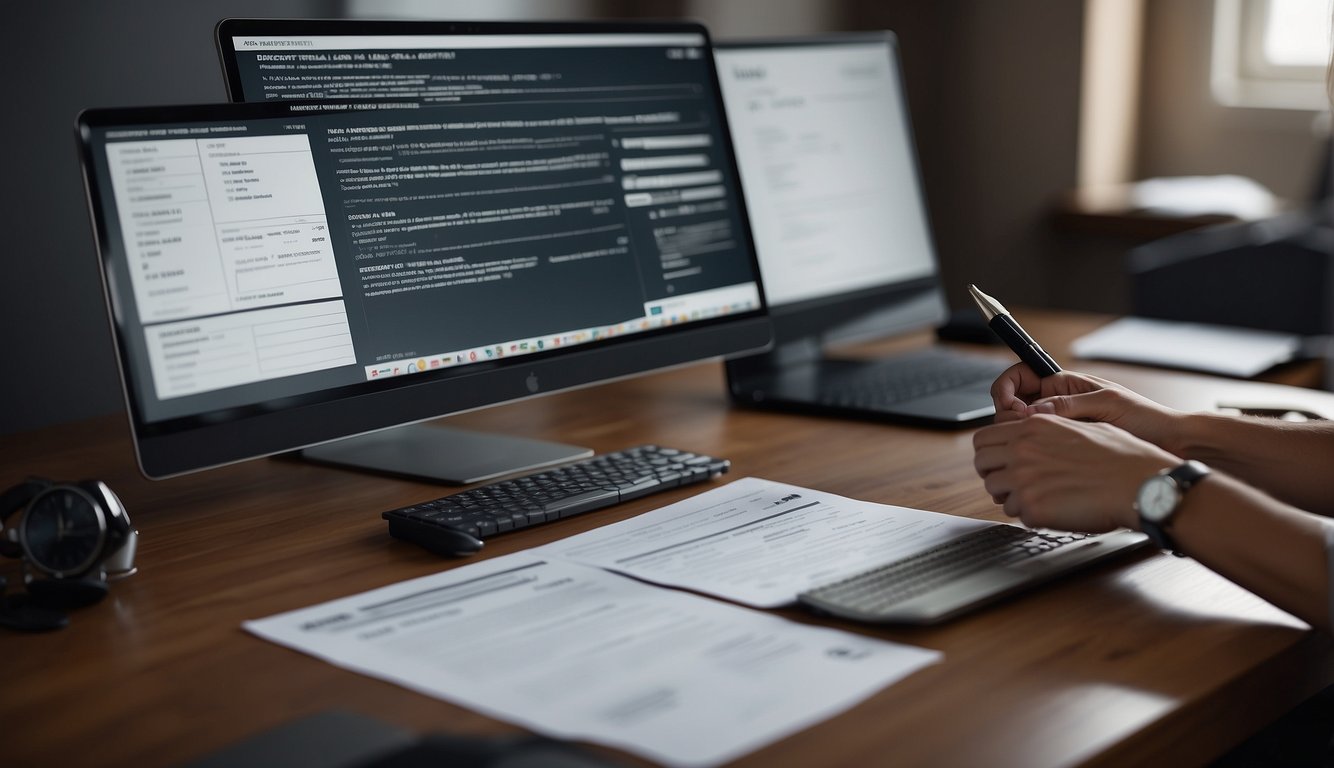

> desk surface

[{"left": 5, "top": 309, "right": 1334, "bottom": 768}]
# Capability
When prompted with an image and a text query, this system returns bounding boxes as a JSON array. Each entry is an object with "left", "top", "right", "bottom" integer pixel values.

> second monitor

[{"left": 715, "top": 33, "right": 1004, "bottom": 427}]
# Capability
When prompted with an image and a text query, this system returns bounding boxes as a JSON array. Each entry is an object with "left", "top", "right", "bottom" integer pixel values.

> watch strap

[
  {"left": 1166, "top": 460, "right": 1210, "bottom": 493},
  {"left": 1140, "top": 514, "right": 1178, "bottom": 555},
  {"left": 0, "top": 478, "right": 52, "bottom": 522},
  {"left": 0, "top": 478, "right": 53, "bottom": 559}
]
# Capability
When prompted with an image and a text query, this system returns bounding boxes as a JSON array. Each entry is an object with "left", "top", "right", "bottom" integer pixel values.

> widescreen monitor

[{"left": 80, "top": 21, "right": 768, "bottom": 481}]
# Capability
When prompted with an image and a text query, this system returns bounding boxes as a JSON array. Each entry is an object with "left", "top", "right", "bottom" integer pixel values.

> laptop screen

[{"left": 714, "top": 34, "right": 940, "bottom": 331}]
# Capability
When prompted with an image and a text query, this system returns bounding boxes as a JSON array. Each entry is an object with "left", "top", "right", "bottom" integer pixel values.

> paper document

[
  {"left": 1071, "top": 316, "right": 1300, "bottom": 377},
  {"left": 537, "top": 476, "right": 992, "bottom": 608},
  {"left": 245, "top": 554, "right": 939, "bottom": 767}
]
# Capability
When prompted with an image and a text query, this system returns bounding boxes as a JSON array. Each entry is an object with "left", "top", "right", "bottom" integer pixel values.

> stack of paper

[
  {"left": 1071, "top": 316, "right": 1301, "bottom": 377},
  {"left": 247, "top": 552, "right": 938, "bottom": 767},
  {"left": 245, "top": 477, "right": 1024, "bottom": 762},
  {"left": 245, "top": 477, "right": 982, "bottom": 767}
]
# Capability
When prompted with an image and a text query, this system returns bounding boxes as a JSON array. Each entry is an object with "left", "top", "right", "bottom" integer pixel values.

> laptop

[{"left": 715, "top": 33, "right": 1005, "bottom": 428}]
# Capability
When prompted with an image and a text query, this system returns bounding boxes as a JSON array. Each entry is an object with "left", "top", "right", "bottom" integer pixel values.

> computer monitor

[
  {"left": 713, "top": 33, "right": 943, "bottom": 350},
  {"left": 79, "top": 21, "right": 768, "bottom": 482},
  {"left": 711, "top": 34, "right": 1000, "bottom": 427}
]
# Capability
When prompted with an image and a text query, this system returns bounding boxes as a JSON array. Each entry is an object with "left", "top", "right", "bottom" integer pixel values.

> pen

[{"left": 967, "top": 284, "right": 1062, "bottom": 377}]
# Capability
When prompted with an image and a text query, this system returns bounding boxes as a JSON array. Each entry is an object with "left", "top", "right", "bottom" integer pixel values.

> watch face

[
  {"left": 19, "top": 487, "right": 106, "bottom": 578},
  {"left": 1137, "top": 476, "right": 1181, "bottom": 523}
]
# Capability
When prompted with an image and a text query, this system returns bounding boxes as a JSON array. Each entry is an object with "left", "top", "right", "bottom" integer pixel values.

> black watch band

[
  {"left": 0, "top": 478, "right": 52, "bottom": 558},
  {"left": 1139, "top": 513, "right": 1177, "bottom": 555}
]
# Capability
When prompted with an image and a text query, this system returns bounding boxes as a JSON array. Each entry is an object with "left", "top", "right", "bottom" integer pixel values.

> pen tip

[{"left": 967, "top": 284, "right": 1004, "bottom": 320}]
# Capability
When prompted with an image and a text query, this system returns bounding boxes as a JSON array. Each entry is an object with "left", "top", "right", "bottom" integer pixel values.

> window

[{"left": 1212, "top": 0, "right": 1333, "bottom": 109}]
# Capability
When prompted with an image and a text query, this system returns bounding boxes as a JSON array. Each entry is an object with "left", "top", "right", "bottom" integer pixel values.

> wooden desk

[{"left": 5, "top": 311, "right": 1334, "bottom": 768}]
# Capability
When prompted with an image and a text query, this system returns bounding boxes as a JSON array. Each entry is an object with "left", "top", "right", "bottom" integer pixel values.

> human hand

[
  {"left": 990, "top": 363, "right": 1184, "bottom": 450},
  {"left": 972, "top": 414, "right": 1181, "bottom": 532}
]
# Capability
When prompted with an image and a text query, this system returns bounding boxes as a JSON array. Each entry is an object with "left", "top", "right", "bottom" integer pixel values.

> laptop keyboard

[
  {"left": 797, "top": 524, "right": 1148, "bottom": 623},
  {"left": 815, "top": 351, "right": 1005, "bottom": 409}
]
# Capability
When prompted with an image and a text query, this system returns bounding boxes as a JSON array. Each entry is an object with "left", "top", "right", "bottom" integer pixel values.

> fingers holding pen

[
  {"left": 990, "top": 364, "right": 1110, "bottom": 416},
  {"left": 990, "top": 362, "right": 1042, "bottom": 414}
]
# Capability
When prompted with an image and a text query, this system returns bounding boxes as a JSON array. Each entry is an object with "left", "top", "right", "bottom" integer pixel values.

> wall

[
  {"left": 841, "top": 0, "right": 1087, "bottom": 313},
  {"left": 1138, "top": 0, "right": 1328, "bottom": 201},
  {"left": 0, "top": 0, "right": 341, "bottom": 435},
  {"left": 686, "top": 0, "right": 834, "bottom": 38}
]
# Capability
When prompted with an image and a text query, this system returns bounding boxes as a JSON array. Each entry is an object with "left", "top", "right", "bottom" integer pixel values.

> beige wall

[
  {"left": 687, "top": 0, "right": 836, "bottom": 37},
  {"left": 1138, "top": 0, "right": 1328, "bottom": 201},
  {"left": 843, "top": 0, "right": 1086, "bottom": 311}
]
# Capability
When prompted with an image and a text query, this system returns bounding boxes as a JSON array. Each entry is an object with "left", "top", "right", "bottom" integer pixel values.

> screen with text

[
  {"left": 714, "top": 42, "right": 935, "bottom": 307},
  {"left": 92, "top": 34, "right": 760, "bottom": 423}
]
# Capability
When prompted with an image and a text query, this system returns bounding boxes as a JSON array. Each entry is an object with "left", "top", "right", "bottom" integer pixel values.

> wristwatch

[
  {"left": 1135, "top": 460, "right": 1210, "bottom": 555},
  {"left": 1, "top": 478, "right": 137, "bottom": 581}
]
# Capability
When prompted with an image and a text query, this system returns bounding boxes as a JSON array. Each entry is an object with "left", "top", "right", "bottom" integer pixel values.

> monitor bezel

[
  {"left": 217, "top": 17, "right": 718, "bottom": 101},
  {"left": 83, "top": 23, "right": 771, "bottom": 478},
  {"left": 713, "top": 31, "right": 946, "bottom": 347}
]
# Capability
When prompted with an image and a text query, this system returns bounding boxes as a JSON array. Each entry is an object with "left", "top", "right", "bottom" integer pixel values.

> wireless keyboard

[
  {"left": 382, "top": 445, "right": 730, "bottom": 556},
  {"left": 798, "top": 524, "right": 1150, "bottom": 624}
]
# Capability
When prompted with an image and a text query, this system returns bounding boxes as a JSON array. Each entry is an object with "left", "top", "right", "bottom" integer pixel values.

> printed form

[
  {"left": 105, "top": 134, "right": 354, "bottom": 399},
  {"left": 537, "top": 476, "right": 993, "bottom": 608},
  {"left": 245, "top": 553, "right": 939, "bottom": 767}
]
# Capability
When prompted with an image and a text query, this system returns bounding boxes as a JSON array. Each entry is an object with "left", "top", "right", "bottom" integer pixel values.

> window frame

[{"left": 1212, "top": 0, "right": 1332, "bottom": 110}]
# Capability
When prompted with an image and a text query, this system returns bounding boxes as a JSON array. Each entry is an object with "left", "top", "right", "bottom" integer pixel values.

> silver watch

[{"left": 1135, "top": 460, "right": 1210, "bottom": 554}]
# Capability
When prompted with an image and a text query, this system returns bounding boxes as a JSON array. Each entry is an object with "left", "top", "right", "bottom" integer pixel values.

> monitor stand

[{"left": 297, "top": 424, "right": 592, "bottom": 485}]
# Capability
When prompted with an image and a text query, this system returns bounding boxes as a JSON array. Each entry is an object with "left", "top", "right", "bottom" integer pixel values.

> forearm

[
  {"left": 1163, "top": 470, "right": 1330, "bottom": 631},
  {"left": 1166, "top": 414, "right": 1334, "bottom": 515}
]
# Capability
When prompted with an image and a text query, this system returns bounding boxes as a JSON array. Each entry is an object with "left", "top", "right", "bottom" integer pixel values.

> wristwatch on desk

[{"left": 1135, "top": 460, "right": 1210, "bottom": 555}]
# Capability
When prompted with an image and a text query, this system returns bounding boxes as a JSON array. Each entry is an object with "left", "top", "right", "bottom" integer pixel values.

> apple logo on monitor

[{"left": 525, "top": 372, "right": 540, "bottom": 393}]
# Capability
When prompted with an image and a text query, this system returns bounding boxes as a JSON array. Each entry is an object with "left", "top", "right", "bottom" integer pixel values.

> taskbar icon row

[{"left": 361, "top": 299, "right": 754, "bottom": 382}]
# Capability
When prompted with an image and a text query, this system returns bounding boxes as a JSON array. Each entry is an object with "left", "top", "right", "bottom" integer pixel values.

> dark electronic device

[
  {"left": 79, "top": 21, "right": 769, "bottom": 482},
  {"left": 382, "top": 445, "right": 729, "bottom": 556},
  {"left": 1130, "top": 140, "right": 1334, "bottom": 340},
  {"left": 1129, "top": 211, "right": 1334, "bottom": 337},
  {"left": 714, "top": 33, "right": 1005, "bottom": 428},
  {"left": 0, "top": 478, "right": 138, "bottom": 631}
]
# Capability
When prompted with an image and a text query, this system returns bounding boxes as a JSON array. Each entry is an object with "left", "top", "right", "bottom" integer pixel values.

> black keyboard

[
  {"left": 383, "top": 445, "right": 730, "bottom": 557},
  {"left": 816, "top": 351, "right": 1005, "bottom": 409}
]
